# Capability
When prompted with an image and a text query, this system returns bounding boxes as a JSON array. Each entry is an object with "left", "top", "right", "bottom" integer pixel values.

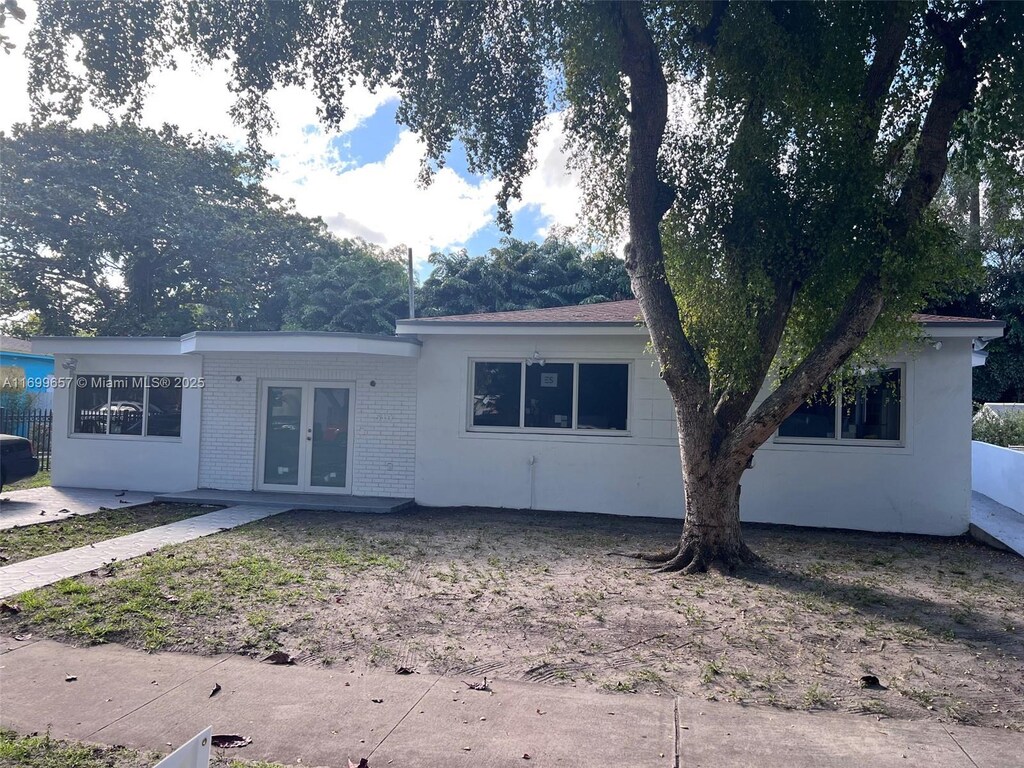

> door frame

[{"left": 255, "top": 380, "right": 356, "bottom": 494}]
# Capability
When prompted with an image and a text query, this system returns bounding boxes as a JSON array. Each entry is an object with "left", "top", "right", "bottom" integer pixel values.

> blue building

[{"left": 1, "top": 336, "right": 55, "bottom": 409}]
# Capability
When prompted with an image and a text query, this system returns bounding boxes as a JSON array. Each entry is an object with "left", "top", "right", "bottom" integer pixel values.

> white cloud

[
  {"left": 320, "top": 130, "right": 501, "bottom": 269},
  {"left": 512, "top": 113, "right": 583, "bottom": 238},
  {"left": 1, "top": 0, "right": 587, "bottom": 269}
]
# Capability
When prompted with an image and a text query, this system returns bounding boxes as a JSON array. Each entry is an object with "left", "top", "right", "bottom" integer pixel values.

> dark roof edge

[{"left": 182, "top": 330, "right": 421, "bottom": 345}]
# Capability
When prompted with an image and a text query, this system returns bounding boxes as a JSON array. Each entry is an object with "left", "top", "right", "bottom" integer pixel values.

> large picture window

[
  {"left": 471, "top": 360, "right": 629, "bottom": 433},
  {"left": 778, "top": 367, "right": 903, "bottom": 444},
  {"left": 72, "top": 375, "right": 183, "bottom": 438}
]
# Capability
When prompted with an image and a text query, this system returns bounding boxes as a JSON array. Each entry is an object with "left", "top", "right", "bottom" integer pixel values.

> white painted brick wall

[{"left": 198, "top": 353, "right": 417, "bottom": 497}]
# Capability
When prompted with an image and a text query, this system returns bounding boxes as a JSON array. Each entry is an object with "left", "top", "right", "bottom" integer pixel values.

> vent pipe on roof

[{"left": 407, "top": 247, "right": 416, "bottom": 319}]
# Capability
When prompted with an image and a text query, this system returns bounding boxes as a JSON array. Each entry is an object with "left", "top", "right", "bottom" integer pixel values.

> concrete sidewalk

[{"left": 2, "top": 639, "right": 1022, "bottom": 767}]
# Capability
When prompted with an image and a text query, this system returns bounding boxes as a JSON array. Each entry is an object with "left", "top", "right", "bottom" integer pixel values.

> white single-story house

[{"left": 33, "top": 300, "right": 1005, "bottom": 536}]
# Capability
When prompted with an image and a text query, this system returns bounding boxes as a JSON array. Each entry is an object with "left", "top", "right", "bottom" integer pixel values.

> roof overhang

[
  {"left": 920, "top": 320, "right": 1005, "bottom": 340},
  {"left": 395, "top": 321, "right": 647, "bottom": 337},
  {"left": 32, "top": 337, "right": 183, "bottom": 356},
  {"left": 33, "top": 332, "right": 421, "bottom": 358}
]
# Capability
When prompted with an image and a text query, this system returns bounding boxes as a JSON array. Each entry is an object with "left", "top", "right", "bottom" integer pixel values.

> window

[
  {"left": 473, "top": 362, "right": 521, "bottom": 427},
  {"left": 778, "top": 367, "right": 903, "bottom": 444},
  {"left": 525, "top": 363, "right": 574, "bottom": 428},
  {"left": 72, "top": 375, "right": 183, "bottom": 438},
  {"left": 470, "top": 360, "right": 629, "bottom": 433}
]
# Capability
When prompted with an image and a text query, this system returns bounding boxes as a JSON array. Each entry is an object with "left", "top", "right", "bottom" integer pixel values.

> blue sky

[{"left": 0, "top": 2, "right": 585, "bottom": 278}]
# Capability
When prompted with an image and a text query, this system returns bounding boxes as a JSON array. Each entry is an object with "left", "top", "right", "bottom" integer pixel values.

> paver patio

[
  {"left": 0, "top": 504, "right": 290, "bottom": 598},
  {"left": 0, "top": 486, "right": 153, "bottom": 530},
  {"left": 1, "top": 638, "right": 1021, "bottom": 767}
]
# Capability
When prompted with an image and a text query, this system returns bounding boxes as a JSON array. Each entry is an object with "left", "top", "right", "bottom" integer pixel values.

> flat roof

[
  {"left": 32, "top": 331, "right": 421, "bottom": 358},
  {"left": 398, "top": 299, "right": 1006, "bottom": 338}
]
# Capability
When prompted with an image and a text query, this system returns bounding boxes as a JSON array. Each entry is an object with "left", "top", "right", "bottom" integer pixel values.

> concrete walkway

[
  {"left": 0, "top": 486, "right": 153, "bottom": 530},
  {"left": 970, "top": 490, "right": 1024, "bottom": 557},
  {"left": 0, "top": 504, "right": 289, "bottom": 599},
  {"left": 0, "top": 639, "right": 1020, "bottom": 767}
]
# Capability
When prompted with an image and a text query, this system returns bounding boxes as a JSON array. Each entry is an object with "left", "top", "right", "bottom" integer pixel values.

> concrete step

[{"left": 154, "top": 489, "right": 414, "bottom": 514}]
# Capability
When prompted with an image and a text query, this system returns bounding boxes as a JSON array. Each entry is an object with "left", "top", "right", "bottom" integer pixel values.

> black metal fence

[{"left": 0, "top": 408, "right": 53, "bottom": 471}]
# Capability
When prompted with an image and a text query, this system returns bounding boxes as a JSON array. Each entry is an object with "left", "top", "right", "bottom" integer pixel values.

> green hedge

[{"left": 973, "top": 408, "right": 1024, "bottom": 448}]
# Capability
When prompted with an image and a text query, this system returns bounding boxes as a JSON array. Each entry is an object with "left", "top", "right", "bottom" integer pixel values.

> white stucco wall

[
  {"left": 48, "top": 353, "right": 203, "bottom": 492},
  {"left": 415, "top": 334, "right": 684, "bottom": 517},
  {"left": 414, "top": 333, "right": 975, "bottom": 535},
  {"left": 197, "top": 353, "right": 416, "bottom": 497},
  {"left": 745, "top": 338, "right": 974, "bottom": 535}
]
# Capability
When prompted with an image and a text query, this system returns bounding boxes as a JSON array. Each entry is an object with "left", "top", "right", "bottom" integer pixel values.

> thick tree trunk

[
  {"left": 629, "top": 414, "right": 758, "bottom": 573},
  {"left": 613, "top": 2, "right": 754, "bottom": 574}
]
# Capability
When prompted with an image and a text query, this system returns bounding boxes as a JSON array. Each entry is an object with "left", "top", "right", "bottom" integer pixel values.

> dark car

[{"left": 1, "top": 433, "right": 40, "bottom": 489}]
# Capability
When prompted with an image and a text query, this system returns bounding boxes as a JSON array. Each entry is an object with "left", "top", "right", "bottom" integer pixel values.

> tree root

[
  {"left": 653, "top": 539, "right": 761, "bottom": 575},
  {"left": 607, "top": 544, "right": 681, "bottom": 563}
]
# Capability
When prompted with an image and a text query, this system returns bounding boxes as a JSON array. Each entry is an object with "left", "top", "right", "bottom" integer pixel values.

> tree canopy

[
  {"left": 934, "top": 156, "right": 1024, "bottom": 403},
  {"left": 418, "top": 235, "right": 630, "bottom": 317},
  {"left": 21, "top": 1, "right": 1024, "bottom": 571},
  {"left": 0, "top": 121, "right": 329, "bottom": 336},
  {"left": 282, "top": 238, "right": 410, "bottom": 336}
]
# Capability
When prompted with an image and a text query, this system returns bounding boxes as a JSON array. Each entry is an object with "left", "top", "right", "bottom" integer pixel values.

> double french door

[{"left": 257, "top": 381, "right": 355, "bottom": 493}]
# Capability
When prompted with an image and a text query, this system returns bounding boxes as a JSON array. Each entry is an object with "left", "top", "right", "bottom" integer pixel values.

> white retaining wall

[{"left": 972, "top": 440, "right": 1024, "bottom": 514}]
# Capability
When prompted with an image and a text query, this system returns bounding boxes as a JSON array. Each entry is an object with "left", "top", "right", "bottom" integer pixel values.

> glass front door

[
  {"left": 258, "top": 382, "right": 354, "bottom": 493},
  {"left": 309, "top": 387, "right": 351, "bottom": 489}
]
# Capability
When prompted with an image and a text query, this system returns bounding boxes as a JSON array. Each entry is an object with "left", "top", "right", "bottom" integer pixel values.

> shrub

[{"left": 972, "top": 408, "right": 1024, "bottom": 447}]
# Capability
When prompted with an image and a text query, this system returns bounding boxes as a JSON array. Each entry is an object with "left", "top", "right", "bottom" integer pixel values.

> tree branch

[
  {"left": 690, "top": 1, "right": 729, "bottom": 51},
  {"left": 713, "top": 279, "right": 796, "bottom": 433},
  {"left": 861, "top": 2, "right": 913, "bottom": 133},
  {"left": 615, "top": 1, "right": 710, "bottom": 395},
  {"left": 725, "top": 271, "right": 884, "bottom": 464},
  {"left": 891, "top": 7, "right": 984, "bottom": 238}
]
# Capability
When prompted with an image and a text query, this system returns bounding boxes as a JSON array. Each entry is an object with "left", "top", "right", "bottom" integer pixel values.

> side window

[
  {"left": 71, "top": 375, "right": 185, "bottom": 438},
  {"left": 472, "top": 362, "right": 522, "bottom": 428},
  {"left": 778, "top": 367, "right": 903, "bottom": 444}
]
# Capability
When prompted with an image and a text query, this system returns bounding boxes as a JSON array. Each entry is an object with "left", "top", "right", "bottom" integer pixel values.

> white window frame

[
  {"left": 467, "top": 358, "right": 632, "bottom": 436},
  {"left": 69, "top": 373, "right": 184, "bottom": 441},
  {"left": 773, "top": 363, "right": 907, "bottom": 447}
]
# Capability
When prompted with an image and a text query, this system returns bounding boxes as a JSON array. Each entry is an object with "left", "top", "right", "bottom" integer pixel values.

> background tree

[
  {"left": 1, "top": 122, "right": 330, "bottom": 336},
  {"left": 933, "top": 157, "right": 1024, "bottom": 403},
  {"left": 23, "top": 1, "right": 1024, "bottom": 572},
  {"left": 418, "top": 234, "right": 631, "bottom": 317},
  {"left": 283, "top": 238, "right": 410, "bottom": 335}
]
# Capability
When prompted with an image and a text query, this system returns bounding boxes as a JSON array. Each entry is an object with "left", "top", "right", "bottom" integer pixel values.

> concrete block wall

[{"left": 198, "top": 353, "right": 416, "bottom": 497}]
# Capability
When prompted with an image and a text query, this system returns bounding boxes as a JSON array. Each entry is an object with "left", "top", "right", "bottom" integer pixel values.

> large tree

[
  {"left": 933, "top": 156, "right": 1024, "bottom": 403},
  {"left": 419, "top": 234, "right": 631, "bottom": 317},
  {"left": 1, "top": 122, "right": 329, "bottom": 336},
  {"left": 23, "top": 2, "right": 1024, "bottom": 571},
  {"left": 282, "top": 238, "right": 411, "bottom": 335}
]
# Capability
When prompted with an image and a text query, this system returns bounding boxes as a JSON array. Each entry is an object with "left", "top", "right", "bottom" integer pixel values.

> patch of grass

[
  {"left": 859, "top": 698, "right": 892, "bottom": 717},
  {"left": 0, "top": 727, "right": 154, "bottom": 768},
  {"left": 0, "top": 503, "right": 215, "bottom": 565},
  {"left": 0, "top": 727, "right": 295, "bottom": 767},
  {"left": 3, "top": 469, "right": 51, "bottom": 491},
  {"left": 803, "top": 682, "right": 832, "bottom": 708},
  {"left": 700, "top": 658, "right": 724, "bottom": 685}
]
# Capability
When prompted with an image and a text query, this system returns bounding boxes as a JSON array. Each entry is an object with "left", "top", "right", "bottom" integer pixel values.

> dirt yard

[{"left": 2, "top": 507, "right": 1021, "bottom": 730}]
